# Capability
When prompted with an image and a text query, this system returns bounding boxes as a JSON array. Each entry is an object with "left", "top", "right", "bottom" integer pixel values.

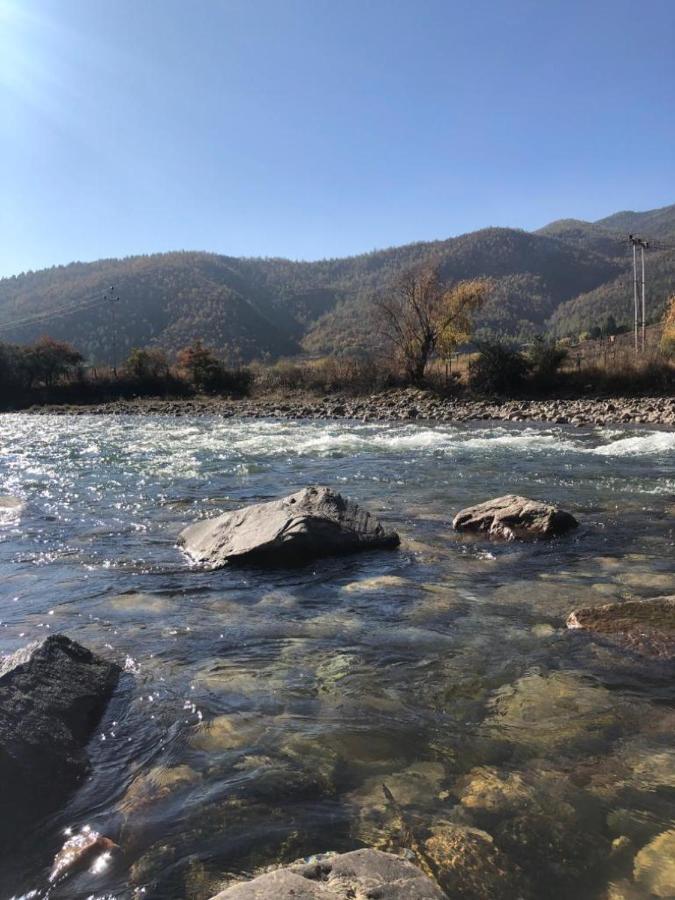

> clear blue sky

[{"left": 1, "top": 0, "right": 673, "bottom": 277}]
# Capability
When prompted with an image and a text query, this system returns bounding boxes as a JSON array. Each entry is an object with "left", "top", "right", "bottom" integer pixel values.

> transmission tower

[{"left": 104, "top": 285, "right": 120, "bottom": 375}]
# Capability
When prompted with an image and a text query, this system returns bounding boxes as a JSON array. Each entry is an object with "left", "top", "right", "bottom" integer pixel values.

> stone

[
  {"left": 178, "top": 486, "right": 399, "bottom": 568},
  {"left": 49, "top": 825, "right": 117, "bottom": 885},
  {"left": 567, "top": 595, "right": 675, "bottom": 659},
  {"left": 0, "top": 495, "right": 24, "bottom": 524},
  {"left": 633, "top": 830, "right": 675, "bottom": 897},
  {"left": 484, "top": 671, "right": 618, "bottom": 754},
  {"left": 0, "top": 634, "right": 120, "bottom": 841},
  {"left": 452, "top": 494, "right": 578, "bottom": 541},
  {"left": 423, "top": 824, "right": 530, "bottom": 900},
  {"left": 209, "top": 848, "right": 446, "bottom": 898}
]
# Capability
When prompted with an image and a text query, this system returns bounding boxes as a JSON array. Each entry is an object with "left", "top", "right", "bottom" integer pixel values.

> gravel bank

[{"left": 18, "top": 388, "right": 675, "bottom": 427}]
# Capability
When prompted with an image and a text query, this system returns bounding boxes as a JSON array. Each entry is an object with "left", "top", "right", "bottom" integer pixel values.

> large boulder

[
  {"left": 0, "top": 634, "right": 121, "bottom": 840},
  {"left": 209, "top": 849, "right": 445, "bottom": 898},
  {"left": 567, "top": 595, "right": 675, "bottom": 660},
  {"left": 178, "top": 486, "right": 400, "bottom": 568},
  {"left": 452, "top": 494, "right": 578, "bottom": 541}
]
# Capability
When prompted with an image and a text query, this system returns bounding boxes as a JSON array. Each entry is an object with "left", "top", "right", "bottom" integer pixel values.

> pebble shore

[{"left": 21, "top": 388, "right": 675, "bottom": 427}]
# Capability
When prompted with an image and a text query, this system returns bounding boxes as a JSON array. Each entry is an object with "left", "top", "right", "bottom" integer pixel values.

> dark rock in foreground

[
  {"left": 453, "top": 494, "right": 578, "bottom": 541},
  {"left": 209, "top": 849, "right": 445, "bottom": 898},
  {"left": 0, "top": 634, "right": 121, "bottom": 841},
  {"left": 178, "top": 486, "right": 400, "bottom": 568},
  {"left": 567, "top": 595, "right": 675, "bottom": 659}
]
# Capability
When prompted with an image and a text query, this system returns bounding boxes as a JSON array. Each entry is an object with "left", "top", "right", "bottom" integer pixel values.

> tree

[
  {"left": 660, "top": 295, "right": 675, "bottom": 358},
  {"left": 24, "top": 337, "right": 84, "bottom": 388},
  {"left": 375, "top": 267, "right": 489, "bottom": 383},
  {"left": 436, "top": 279, "right": 491, "bottom": 379},
  {"left": 177, "top": 340, "right": 225, "bottom": 392},
  {"left": 604, "top": 314, "right": 618, "bottom": 336},
  {"left": 124, "top": 347, "right": 169, "bottom": 382},
  {"left": 526, "top": 335, "right": 568, "bottom": 381}
]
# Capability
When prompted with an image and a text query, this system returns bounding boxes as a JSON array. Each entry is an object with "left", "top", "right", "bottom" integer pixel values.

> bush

[
  {"left": 252, "top": 355, "right": 399, "bottom": 395},
  {"left": 124, "top": 347, "right": 169, "bottom": 382},
  {"left": 177, "top": 340, "right": 251, "bottom": 395},
  {"left": 468, "top": 341, "right": 530, "bottom": 395},
  {"left": 527, "top": 336, "right": 568, "bottom": 385}
]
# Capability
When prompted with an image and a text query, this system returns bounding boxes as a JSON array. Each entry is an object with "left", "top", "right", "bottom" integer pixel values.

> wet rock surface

[
  {"left": 209, "top": 848, "right": 446, "bottom": 898},
  {"left": 423, "top": 824, "right": 531, "bottom": 900},
  {"left": 452, "top": 494, "right": 579, "bottom": 540},
  {"left": 567, "top": 595, "right": 675, "bottom": 659},
  {"left": 0, "top": 634, "right": 121, "bottom": 842},
  {"left": 178, "top": 485, "right": 400, "bottom": 568},
  {"left": 21, "top": 388, "right": 675, "bottom": 427}
]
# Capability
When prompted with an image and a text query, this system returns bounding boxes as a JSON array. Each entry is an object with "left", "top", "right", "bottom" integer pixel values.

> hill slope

[{"left": 0, "top": 203, "right": 672, "bottom": 362}]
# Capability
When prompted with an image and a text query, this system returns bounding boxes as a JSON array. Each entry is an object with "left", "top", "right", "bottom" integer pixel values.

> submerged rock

[
  {"left": 49, "top": 826, "right": 117, "bottom": 885},
  {"left": 567, "top": 595, "right": 675, "bottom": 659},
  {"left": 453, "top": 494, "right": 578, "bottom": 541},
  {"left": 484, "top": 671, "right": 619, "bottom": 754},
  {"left": 0, "top": 494, "right": 24, "bottom": 524},
  {"left": 178, "top": 486, "right": 400, "bottom": 568},
  {"left": 209, "top": 848, "right": 446, "bottom": 898},
  {"left": 0, "top": 634, "right": 120, "bottom": 841},
  {"left": 633, "top": 829, "right": 675, "bottom": 897},
  {"left": 424, "top": 824, "right": 530, "bottom": 900}
]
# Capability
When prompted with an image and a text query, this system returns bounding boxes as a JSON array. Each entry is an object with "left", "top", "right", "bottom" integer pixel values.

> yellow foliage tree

[
  {"left": 660, "top": 295, "right": 675, "bottom": 358},
  {"left": 375, "top": 269, "right": 491, "bottom": 383},
  {"left": 436, "top": 279, "right": 491, "bottom": 378}
]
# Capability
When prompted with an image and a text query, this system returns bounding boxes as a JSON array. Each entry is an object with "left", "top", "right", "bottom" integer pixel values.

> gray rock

[
  {"left": 178, "top": 486, "right": 400, "bottom": 568},
  {"left": 0, "top": 634, "right": 120, "bottom": 839},
  {"left": 453, "top": 494, "right": 578, "bottom": 541},
  {"left": 209, "top": 848, "right": 446, "bottom": 898},
  {"left": 567, "top": 595, "right": 675, "bottom": 659}
]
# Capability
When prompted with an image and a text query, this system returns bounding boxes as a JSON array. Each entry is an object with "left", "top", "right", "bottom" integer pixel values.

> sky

[{"left": 0, "top": 0, "right": 674, "bottom": 278}]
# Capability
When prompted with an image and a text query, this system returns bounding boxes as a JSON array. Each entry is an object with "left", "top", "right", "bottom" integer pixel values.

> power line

[{"left": 0, "top": 290, "right": 113, "bottom": 334}]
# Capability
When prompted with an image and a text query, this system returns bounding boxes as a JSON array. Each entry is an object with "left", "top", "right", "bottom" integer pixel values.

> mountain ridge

[{"left": 1, "top": 203, "right": 673, "bottom": 363}]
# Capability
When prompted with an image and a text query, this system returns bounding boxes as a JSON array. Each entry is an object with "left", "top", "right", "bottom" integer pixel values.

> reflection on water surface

[{"left": 0, "top": 414, "right": 673, "bottom": 898}]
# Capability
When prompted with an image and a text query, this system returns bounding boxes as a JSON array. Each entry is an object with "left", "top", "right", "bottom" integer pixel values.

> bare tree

[{"left": 375, "top": 266, "right": 489, "bottom": 383}]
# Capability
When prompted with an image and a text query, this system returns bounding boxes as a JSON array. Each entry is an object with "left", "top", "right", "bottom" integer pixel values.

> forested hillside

[{"left": 0, "top": 203, "right": 673, "bottom": 362}]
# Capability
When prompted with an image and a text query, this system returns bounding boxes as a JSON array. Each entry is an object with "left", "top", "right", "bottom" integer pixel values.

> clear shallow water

[{"left": 0, "top": 414, "right": 674, "bottom": 899}]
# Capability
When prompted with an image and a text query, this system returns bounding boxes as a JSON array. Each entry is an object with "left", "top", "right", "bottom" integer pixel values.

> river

[{"left": 1, "top": 414, "right": 674, "bottom": 898}]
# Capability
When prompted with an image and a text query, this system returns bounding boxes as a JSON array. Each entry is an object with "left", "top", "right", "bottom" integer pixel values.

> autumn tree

[
  {"left": 24, "top": 337, "right": 84, "bottom": 388},
  {"left": 375, "top": 267, "right": 489, "bottom": 383},
  {"left": 436, "top": 279, "right": 491, "bottom": 380},
  {"left": 660, "top": 295, "right": 675, "bottom": 358},
  {"left": 177, "top": 340, "right": 225, "bottom": 392}
]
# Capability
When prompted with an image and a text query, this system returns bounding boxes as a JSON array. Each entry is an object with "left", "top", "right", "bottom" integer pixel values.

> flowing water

[{"left": 0, "top": 414, "right": 674, "bottom": 899}]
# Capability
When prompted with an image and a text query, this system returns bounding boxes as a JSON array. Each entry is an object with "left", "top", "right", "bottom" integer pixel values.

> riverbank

[{"left": 19, "top": 388, "right": 675, "bottom": 427}]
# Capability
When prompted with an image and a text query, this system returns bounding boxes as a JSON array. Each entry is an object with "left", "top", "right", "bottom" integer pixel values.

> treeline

[
  {"left": 1, "top": 331, "right": 672, "bottom": 412},
  {"left": 0, "top": 338, "right": 252, "bottom": 409}
]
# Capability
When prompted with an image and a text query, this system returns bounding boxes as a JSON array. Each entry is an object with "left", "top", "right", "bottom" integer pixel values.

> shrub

[
  {"left": 176, "top": 340, "right": 252, "bottom": 395},
  {"left": 468, "top": 341, "right": 530, "bottom": 395},
  {"left": 527, "top": 336, "right": 568, "bottom": 384},
  {"left": 124, "top": 347, "right": 169, "bottom": 382}
]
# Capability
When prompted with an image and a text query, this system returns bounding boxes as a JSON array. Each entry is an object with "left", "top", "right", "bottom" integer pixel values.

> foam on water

[{"left": 589, "top": 430, "right": 675, "bottom": 457}]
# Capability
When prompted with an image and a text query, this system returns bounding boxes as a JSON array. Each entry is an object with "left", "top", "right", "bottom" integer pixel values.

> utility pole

[
  {"left": 629, "top": 235, "right": 649, "bottom": 353},
  {"left": 640, "top": 240, "right": 647, "bottom": 352},
  {"left": 105, "top": 285, "right": 120, "bottom": 376}
]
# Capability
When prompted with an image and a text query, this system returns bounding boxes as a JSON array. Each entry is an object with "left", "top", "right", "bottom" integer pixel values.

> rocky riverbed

[
  {"left": 1, "top": 413, "right": 674, "bottom": 898},
  {"left": 21, "top": 388, "right": 675, "bottom": 427}
]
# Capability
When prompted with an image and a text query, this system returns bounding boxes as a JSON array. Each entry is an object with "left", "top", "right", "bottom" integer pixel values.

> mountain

[{"left": 0, "top": 203, "right": 673, "bottom": 363}]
